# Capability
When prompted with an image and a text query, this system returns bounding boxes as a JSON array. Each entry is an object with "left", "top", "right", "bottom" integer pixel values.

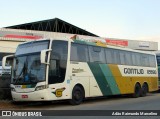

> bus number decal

[{"left": 147, "top": 70, "right": 156, "bottom": 74}]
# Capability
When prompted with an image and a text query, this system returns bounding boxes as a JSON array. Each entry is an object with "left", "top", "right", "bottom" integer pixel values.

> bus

[
  {"left": 2, "top": 35, "right": 158, "bottom": 105},
  {"left": 0, "top": 61, "right": 11, "bottom": 76}
]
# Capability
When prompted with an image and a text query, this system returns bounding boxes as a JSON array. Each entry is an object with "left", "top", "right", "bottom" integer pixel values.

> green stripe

[
  {"left": 27, "top": 84, "right": 36, "bottom": 88},
  {"left": 88, "top": 63, "right": 112, "bottom": 95},
  {"left": 74, "top": 40, "right": 87, "bottom": 44},
  {"left": 99, "top": 64, "right": 120, "bottom": 95},
  {"left": 86, "top": 42, "right": 96, "bottom": 46}
]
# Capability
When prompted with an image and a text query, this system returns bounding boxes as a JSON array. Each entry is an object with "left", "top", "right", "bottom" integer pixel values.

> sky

[{"left": 1, "top": 0, "right": 160, "bottom": 48}]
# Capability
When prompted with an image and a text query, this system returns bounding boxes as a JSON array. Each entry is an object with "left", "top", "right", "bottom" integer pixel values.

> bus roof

[{"left": 18, "top": 36, "right": 155, "bottom": 56}]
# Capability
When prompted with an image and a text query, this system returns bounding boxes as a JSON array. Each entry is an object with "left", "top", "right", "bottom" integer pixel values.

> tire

[
  {"left": 141, "top": 83, "right": 148, "bottom": 97},
  {"left": 132, "top": 83, "right": 141, "bottom": 98},
  {"left": 69, "top": 86, "right": 84, "bottom": 105}
]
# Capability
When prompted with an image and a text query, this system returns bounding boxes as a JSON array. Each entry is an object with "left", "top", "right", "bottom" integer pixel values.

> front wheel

[{"left": 69, "top": 86, "right": 84, "bottom": 105}]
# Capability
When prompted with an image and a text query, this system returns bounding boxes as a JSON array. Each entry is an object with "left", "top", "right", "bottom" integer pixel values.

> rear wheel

[
  {"left": 132, "top": 83, "right": 141, "bottom": 98},
  {"left": 141, "top": 83, "right": 148, "bottom": 97},
  {"left": 69, "top": 86, "right": 84, "bottom": 105}
]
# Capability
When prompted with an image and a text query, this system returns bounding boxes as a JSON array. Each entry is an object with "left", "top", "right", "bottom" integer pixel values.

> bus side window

[
  {"left": 112, "top": 49, "right": 120, "bottom": 64},
  {"left": 149, "top": 55, "right": 156, "bottom": 67},
  {"left": 125, "top": 51, "right": 133, "bottom": 65},
  {"left": 105, "top": 48, "right": 113, "bottom": 64},
  {"left": 141, "top": 54, "right": 149, "bottom": 67},
  {"left": 119, "top": 50, "right": 126, "bottom": 65},
  {"left": 49, "top": 60, "right": 60, "bottom": 76},
  {"left": 89, "top": 46, "right": 106, "bottom": 63},
  {"left": 70, "top": 43, "right": 89, "bottom": 62},
  {"left": 135, "top": 53, "right": 141, "bottom": 66}
]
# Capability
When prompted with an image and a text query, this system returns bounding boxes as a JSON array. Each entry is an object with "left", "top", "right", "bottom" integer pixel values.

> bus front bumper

[{"left": 11, "top": 89, "right": 51, "bottom": 101}]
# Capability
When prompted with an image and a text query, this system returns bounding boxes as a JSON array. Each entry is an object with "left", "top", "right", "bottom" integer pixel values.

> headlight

[
  {"left": 35, "top": 85, "right": 48, "bottom": 91},
  {"left": 11, "top": 87, "right": 16, "bottom": 92}
]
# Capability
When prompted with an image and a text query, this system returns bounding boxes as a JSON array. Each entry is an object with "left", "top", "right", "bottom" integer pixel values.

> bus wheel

[
  {"left": 132, "top": 83, "right": 141, "bottom": 98},
  {"left": 69, "top": 86, "right": 84, "bottom": 105},
  {"left": 141, "top": 83, "right": 148, "bottom": 97}
]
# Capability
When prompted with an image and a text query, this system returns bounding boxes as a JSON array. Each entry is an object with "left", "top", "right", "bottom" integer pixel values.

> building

[
  {"left": 0, "top": 18, "right": 157, "bottom": 60},
  {"left": 0, "top": 18, "right": 98, "bottom": 61}
]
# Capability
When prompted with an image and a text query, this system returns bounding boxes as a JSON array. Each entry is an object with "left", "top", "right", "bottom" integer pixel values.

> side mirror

[
  {"left": 2, "top": 55, "right": 14, "bottom": 69},
  {"left": 41, "top": 49, "right": 52, "bottom": 64}
]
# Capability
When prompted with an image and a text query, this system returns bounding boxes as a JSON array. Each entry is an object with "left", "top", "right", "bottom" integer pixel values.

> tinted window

[
  {"left": 141, "top": 54, "right": 149, "bottom": 67},
  {"left": 89, "top": 46, "right": 106, "bottom": 63},
  {"left": 120, "top": 50, "right": 125, "bottom": 65},
  {"left": 150, "top": 55, "right": 156, "bottom": 67},
  {"left": 70, "top": 43, "right": 89, "bottom": 62},
  {"left": 49, "top": 40, "right": 68, "bottom": 84},
  {"left": 16, "top": 41, "right": 49, "bottom": 55},
  {"left": 135, "top": 53, "right": 141, "bottom": 66},
  {"left": 125, "top": 51, "right": 132, "bottom": 65},
  {"left": 112, "top": 50, "right": 120, "bottom": 64},
  {"left": 50, "top": 41, "right": 68, "bottom": 60},
  {"left": 105, "top": 48, "right": 113, "bottom": 64},
  {"left": 132, "top": 53, "right": 137, "bottom": 66}
]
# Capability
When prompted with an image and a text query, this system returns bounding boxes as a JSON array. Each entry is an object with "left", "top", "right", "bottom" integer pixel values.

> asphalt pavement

[{"left": 1, "top": 92, "right": 160, "bottom": 119}]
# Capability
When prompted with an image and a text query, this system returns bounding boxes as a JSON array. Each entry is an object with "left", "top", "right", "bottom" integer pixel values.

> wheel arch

[{"left": 135, "top": 82, "right": 141, "bottom": 88}]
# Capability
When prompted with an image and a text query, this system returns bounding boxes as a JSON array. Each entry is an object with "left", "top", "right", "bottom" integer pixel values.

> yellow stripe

[
  {"left": 108, "top": 64, "right": 158, "bottom": 94},
  {"left": 22, "top": 85, "right": 27, "bottom": 88}
]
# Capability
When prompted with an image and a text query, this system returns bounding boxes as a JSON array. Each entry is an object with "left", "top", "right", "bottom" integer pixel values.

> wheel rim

[{"left": 74, "top": 90, "right": 82, "bottom": 101}]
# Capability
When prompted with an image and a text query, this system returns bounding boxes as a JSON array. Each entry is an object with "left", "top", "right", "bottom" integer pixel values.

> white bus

[
  {"left": 2, "top": 35, "right": 158, "bottom": 105},
  {"left": 0, "top": 61, "right": 11, "bottom": 76}
]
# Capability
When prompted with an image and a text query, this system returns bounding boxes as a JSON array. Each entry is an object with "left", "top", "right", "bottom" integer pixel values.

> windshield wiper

[{"left": 14, "top": 62, "right": 27, "bottom": 84}]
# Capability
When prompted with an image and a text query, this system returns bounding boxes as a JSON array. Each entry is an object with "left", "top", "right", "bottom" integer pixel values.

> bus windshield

[
  {"left": 12, "top": 40, "right": 49, "bottom": 84},
  {"left": 13, "top": 54, "right": 46, "bottom": 84}
]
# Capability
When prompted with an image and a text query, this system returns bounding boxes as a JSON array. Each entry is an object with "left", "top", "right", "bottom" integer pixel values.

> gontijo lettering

[{"left": 124, "top": 68, "right": 144, "bottom": 74}]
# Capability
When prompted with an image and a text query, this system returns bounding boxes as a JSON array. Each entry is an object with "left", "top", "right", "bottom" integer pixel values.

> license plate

[{"left": 22, "top": 95, "right": 28, "bottom": 98}]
